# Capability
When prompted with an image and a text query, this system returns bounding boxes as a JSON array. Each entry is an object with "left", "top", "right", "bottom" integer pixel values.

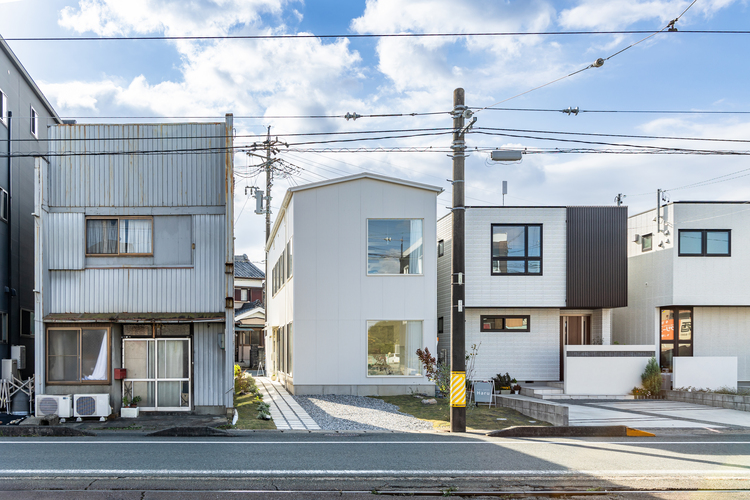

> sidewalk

[{"left": 255, "top": 377, "right": 320, "bottom": 430}]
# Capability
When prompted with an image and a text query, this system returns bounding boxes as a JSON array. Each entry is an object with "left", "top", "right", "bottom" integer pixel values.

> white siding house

[
  {"left": 613, "top": 202, "right": 750, "bottom": 387},
  {"left": 438, "top": 206, "right": 628, "bottom": 384},
  {"left": 34, "top": 118, "right": 235, "bottom": 416},
  {"left": 265, "top": 173, "right": 442, "bottom": 395}
]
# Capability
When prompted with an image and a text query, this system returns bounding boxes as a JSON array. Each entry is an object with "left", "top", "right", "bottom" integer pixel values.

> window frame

[
  {"left": 366, "top": 319, "right": 424, "bottom": 377},
  {"left": 0, "top": 89, "right": 7, "bottom": 127},
  {"left": 438, "top": 239, "right": 444, "bottom": 257},
  {"left": 490, "top": 224, "right": 543, "bottom": 276},
  {"left": 85, "top": 216, "right": 154, "bottom": 257},
  {"left": 437, "top": 317, "right": 444, "bottom": 334},
  {"left": 46, "top": 325, "right": 112, "bottom": 385},
  {"left": 21, "top": 309, "right": 34, "bottom": 337},
  {"left": 678, "top": 229, "right": 731, "bottom": 257},
  {"left": 366, "top": 218, "right": 424, "bottom": 276},
  {"left": 0, "top": 187, "right": 8, "bottom": 223},
  {"left": 641, "top": 233, "right": 653, "bottom": 252},
  {"left": 659, "top": 307, "right": 693, "bottom": 372},
  {"left": 0, "top": 313, "right": 7, "bottom": 344},
  {"left": 30, "top": 106, "right": 38, "bottom": 138},
  {"left": 480, "top": 315, "right": 531, "bottom": 333}
]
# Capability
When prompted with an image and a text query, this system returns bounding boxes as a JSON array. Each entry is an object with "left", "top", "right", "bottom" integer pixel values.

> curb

[
  {"left": 0, "top": 426, "right": 96, "bottom": 437},
  {"left": 147, "top": 426, "right": 231, "bottom": 437},
  {"left": 487, "top": 425, "right": 655, "bottom": 438}
]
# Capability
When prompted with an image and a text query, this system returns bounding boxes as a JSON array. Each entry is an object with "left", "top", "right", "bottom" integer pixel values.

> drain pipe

[{"left": 5, "top": 111, "right": 14, "bottom": 314}]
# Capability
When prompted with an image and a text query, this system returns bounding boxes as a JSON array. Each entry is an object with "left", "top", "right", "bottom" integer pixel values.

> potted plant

[
  {"left": 493, "top": 372, "right": 513, "bottom": 395},
  {"left": 120, "top": 395, "right": 141, "bottom": 418}
]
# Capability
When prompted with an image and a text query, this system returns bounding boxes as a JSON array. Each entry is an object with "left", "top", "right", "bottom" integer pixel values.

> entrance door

[
  {"left": 123, "top": 338, "right": 191, "bottom": 411},
  {"left": 559, "top": 315, "right": 592, "bottom": 381}
]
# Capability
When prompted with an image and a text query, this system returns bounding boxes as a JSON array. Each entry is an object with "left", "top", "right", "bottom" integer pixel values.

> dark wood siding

[{"left": 566, "top": 206, "right": 627, "bottom": 309}]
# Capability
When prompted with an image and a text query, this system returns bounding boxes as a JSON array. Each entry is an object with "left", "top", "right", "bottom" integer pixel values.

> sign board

[{"left": 473, "top": 381, "right": 493, "bottom": 404}]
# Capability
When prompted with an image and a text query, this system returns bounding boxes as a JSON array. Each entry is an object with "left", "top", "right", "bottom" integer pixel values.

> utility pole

[
  {"left": 450, "top": 88, "right": 469, "bottom": 432},
  {"left": 614, "top": 193, "right": 625, "bottom": 206},
  {"left": 656, "top": 189, "right": 662, "bottom": 233}
]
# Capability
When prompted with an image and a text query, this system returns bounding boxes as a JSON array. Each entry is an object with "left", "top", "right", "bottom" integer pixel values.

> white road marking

[
  {"left": 0, "top": 440, "right": 749, "bottom": 445},
  {"left": 1, "top": 469, "right": 749, "bottom": 477}
]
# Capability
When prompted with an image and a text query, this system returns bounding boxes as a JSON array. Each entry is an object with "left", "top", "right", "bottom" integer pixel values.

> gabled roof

[
  {"left": 266, "top": 172, "right": 443, "bottom": 251},
  {"left": 234, "top": 305, "right": 265, "bottom": 322},
  {"left": 234, "top": 254, "right": 265, "bottom": 279},
  {"left": 0, "top": 35, "right": 61, "bottom": 123}
]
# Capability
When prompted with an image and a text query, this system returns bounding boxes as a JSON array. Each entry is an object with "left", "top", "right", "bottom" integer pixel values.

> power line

[
  {"left": 5, "top": 30, "right": 749, "bottom": 42},
  {"left": 475, "top": 127, "right": 750, "bottom": 144},
  {"left": 56, "top": 111, "right": 448, "bottom": 121}
]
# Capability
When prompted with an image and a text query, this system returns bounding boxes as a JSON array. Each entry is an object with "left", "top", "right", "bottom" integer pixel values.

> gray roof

[{"left": 234, "top": 254, "right": 265, "bottom": 279}]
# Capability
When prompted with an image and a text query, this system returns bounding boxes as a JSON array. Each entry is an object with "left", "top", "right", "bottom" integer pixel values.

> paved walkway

[
  {"left": 255, "top": 377, "right": 320, "bottom": 430},
  {"left": 564, "top": 399, "right": 750, "bottom": 429}
]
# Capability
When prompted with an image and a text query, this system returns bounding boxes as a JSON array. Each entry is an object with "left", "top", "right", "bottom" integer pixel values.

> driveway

[{"left": 561, "top": 399, "right": 750, "bottom": 429}]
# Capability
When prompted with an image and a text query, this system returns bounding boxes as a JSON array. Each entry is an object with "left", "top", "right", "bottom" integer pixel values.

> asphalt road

[{"left": 1, "top": 431, "right": 749, "bottom": 497}]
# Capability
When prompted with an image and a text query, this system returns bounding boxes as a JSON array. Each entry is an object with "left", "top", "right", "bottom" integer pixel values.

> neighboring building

[
  {"left": 438, "top": 206, "right": 628, "bottom": 382},
  {"left": 0, "top": 36, "right": 62, "bottom": 378},
  {"left": 34, "top": 118, "right": 235, "bottom": 415},
  {"left": 613, "top": 201, "right": 750, "bottom": 388},
  {"left": 234, "top": 303, "right": 265, "bottom": 369},
  {"left": 265, "top": 173, "right": 442, "bottom": 395},
  {"left": 233, "top": 254, "right": 264, "bottom": 309}
]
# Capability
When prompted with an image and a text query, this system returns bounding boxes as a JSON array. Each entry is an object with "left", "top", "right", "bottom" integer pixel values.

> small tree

[
  {"left": 641, "top": 357, "right": 662, "bottom": 396},
  {"left": 416, "top": 347, "right": 450, "bottom": 396}
]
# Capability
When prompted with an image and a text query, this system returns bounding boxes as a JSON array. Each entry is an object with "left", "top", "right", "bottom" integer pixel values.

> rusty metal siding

[
  {"left": 566, "top": 206, "right": 628, "bottom": 309},
  {"left": 193, "top": 322, "right": 228, "bottom": 408},
  {"left": 48, "top": 123, "right": 225, "bottom": 207},
  {"left": 47, "top": 215, "right": 225, "bottom": 313},
  {"left": 46, "top": 212, "right": 85, "bottom": 270}
]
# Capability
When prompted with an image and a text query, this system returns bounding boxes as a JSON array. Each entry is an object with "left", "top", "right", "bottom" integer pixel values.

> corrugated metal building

[{"left": 34, "top": 118, "right": 235, "bottom": 416}]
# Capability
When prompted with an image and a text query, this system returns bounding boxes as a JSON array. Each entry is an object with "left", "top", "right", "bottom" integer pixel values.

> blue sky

[{"left": 1, "top": 0, "right": 749, "bottom": 263}]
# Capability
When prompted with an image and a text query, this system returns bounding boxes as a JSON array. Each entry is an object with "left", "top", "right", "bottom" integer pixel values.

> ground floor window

[
  {"left": 367, "top": 320, "right": 422, "bottom": 376},
  {"left": 660, "top": 307, "right": 693, "bottom": 372},
  {"left": 122, "top": 338, "right": 191, "bottom": 410},
  {"left": 47, "top": 326, "right": 110, "bottom": 384}
]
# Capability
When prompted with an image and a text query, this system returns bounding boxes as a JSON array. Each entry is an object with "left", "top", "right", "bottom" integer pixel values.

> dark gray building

[{"left": 0, "top": 35, "right": 62, "bottom": 378}]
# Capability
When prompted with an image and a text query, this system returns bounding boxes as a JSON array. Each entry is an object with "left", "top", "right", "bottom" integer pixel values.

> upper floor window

[
  {"left": 678, "top": 229, "right": 730, "bottom": 257},
  {"left": 0, "top": 90, "right": 7, "bottom": 126},
  {"left": 491, "top": 224, "right": 542, "bottom": 275},
  {"left": 30, "top": 106, "right": 38, "bottom": 137},
  {"left": 0, "top": 188, "right": 8, "bottom": 223},
  {"left": 86, "top": 217, "right": 153, "bottom": 256},
  {"left": 641, "top": 233, "right": 653, "bottom": 252},
  {"left": 438, "top": 239, "right": 444, "bottom": 257},
  {"left": 367, "top": 219, "right": 423, "bottom": 275}
]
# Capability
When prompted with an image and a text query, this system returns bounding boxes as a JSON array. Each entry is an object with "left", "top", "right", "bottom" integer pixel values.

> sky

[{"left": 1, "top": 0, "right": 749, "bottom": 265}]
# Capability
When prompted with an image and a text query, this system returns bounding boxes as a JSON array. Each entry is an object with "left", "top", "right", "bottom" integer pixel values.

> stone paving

[{"left": 255, "top": 376, "right": 320, "bottom": 430}]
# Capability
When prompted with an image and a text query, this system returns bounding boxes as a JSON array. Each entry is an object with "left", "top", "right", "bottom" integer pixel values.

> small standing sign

[{"left": 473, "top": 381, "right": 494, "bottom": 407}]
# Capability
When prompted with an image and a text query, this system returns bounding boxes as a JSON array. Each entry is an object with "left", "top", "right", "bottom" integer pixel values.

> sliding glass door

[{"left": 123, "top": 338, "right": 191, "bottom": 411}]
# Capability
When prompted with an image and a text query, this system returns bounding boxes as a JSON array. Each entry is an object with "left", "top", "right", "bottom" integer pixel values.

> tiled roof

[
  {"left": 235, "top": 300, "right": 263, "bottom": 316},
  {"left": 234, "top": 254, "right": 265, "bottom": 279}
]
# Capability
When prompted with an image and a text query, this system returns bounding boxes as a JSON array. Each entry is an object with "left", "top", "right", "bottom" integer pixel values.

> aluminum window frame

[
  {"left": 46, "top": 325, "right": 112, "bottom": 385},
  {"left": 490, "top": 224, "right": 543, "bottom": 276},
  {"left": 480, "top": 315, "right": 531, "bottom": 333},
  {"left": 641, "top": 233, "right": 653, "bottom": 252},
  {"left": 30, "top": 106, "right": 38, "bottom": 138},
  {"left": 366, "top": 218, "right": 425, "bottom": 276},
  {"left": 0, "top": 89, "right": 7, "bottom": 127},
  {"left": 678, "top": 229, "right": 731, "bottom": 257},
  {"left": 85, "top": 216, "right": 154, "bottom": 257}
]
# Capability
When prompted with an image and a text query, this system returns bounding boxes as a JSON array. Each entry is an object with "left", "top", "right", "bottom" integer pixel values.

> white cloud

[{"left": 38, "top": 79, "right": 122, "bottom": 111}]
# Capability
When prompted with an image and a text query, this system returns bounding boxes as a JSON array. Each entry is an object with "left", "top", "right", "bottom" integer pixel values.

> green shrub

[{"left": 641, "top": 357, "right": 662, "bottom": 396}]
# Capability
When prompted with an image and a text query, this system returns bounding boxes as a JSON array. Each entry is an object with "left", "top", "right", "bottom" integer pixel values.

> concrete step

[
  {"left": 521, "top": 386, "right": 564, "bottom": 399},
  {"left": 547, "top": 382, "right": 564, "bottom": 389}
]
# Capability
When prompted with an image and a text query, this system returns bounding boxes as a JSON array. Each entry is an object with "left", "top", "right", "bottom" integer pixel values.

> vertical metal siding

[
  {"left": 48, "top": 123, "right": 225, "bottom": 207},
  {"left": 193, "top": 322, "right": 227, "bottom": 408},
  {"left": 45, "top": 212, "right": 85, "bottom": 270},
  {"left": 566, "top": 206, "right": 628, "bottom": 309},
  {"left": 48, "top": 215, "right": 224, "bottom": 313}
]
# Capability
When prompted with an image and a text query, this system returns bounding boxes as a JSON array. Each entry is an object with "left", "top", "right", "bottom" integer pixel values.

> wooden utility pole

[{"left": 450, "top": 88, "right": 467, "bottom": 432}]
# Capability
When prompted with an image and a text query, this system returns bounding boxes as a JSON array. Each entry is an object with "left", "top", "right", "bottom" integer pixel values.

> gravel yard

[{"left": 293, "top": 395, "right": 434, "bottom": 432}]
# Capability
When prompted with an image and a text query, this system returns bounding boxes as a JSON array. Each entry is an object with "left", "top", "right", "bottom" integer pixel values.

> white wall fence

[
  {"left": 673, "top": 357, "right": 738, "bottom": 391},
  {"left": 564, "top": 345, "right": 656, "bottom": 395}
]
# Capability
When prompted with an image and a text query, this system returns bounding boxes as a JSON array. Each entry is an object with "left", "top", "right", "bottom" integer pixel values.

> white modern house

[
  {"left": 613, "top": 201, "right": 750, "bottom": 390},
  {"left": 265, "top": 173, "right": 442, "bottom": 395},
  {"left": 34, "top": 118, "right": 235, "bottom": 416},
  {"left": 438, "top": 206, "right": 640, "bottom": 395}
]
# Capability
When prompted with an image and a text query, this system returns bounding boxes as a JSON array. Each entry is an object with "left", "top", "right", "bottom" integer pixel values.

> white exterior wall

[
  {"left": 464, "top": 208, "right": 566, "bottom": 308},
  {"left": 564, "top": 345, "right": 656, "bottom": 395},
  {"left": 466, "top": 308, "right": 560, "bottom": 382},
  {"left": 614, "top": 203, "right": 750, "bottom": 382},
  {"left": 266, "top": 196, "right": 294, "bottom": 376},
  {"left": 436, "top": 214, "right": 452, "bottom": 359},
  {"left": 270, "top": 177, "right": 439, "bottom": 394}
]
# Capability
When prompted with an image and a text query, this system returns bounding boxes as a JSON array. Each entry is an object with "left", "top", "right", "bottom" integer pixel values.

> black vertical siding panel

[{"left": 566, "top": 206, "right": 628, "bottom": 309}]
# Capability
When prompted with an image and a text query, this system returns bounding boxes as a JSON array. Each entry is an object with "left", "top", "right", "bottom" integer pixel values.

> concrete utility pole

[{"left": 450, "top": 88, "right": 468, "bottom": 432}]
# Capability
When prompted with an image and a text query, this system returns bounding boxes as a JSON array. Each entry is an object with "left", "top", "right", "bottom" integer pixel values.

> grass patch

[
  {"left": 231, "top": 373, "right": 277, "bottom": 430},
  {"left": 375, "top": 395, "right": 550, "bottom": 431}
]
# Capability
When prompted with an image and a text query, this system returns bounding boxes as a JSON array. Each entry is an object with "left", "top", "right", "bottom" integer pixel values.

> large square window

[
  {"left": 367, "top": 320, "right": 422, "bottom": 376},
  {"left": 491, "top": 224, "right": 542, "bottom": 275},
  {"left": 86, "top": 217, "right": 153, "bottom": 256},
  {"left": 47, "top": 327, "right": 110, "bottom": 384},
  {"left": 679, "top": 229, "right": 730, "bottom": 256},
  {"left": 367, "top": 219, "right": 423, "bottom": 275}
]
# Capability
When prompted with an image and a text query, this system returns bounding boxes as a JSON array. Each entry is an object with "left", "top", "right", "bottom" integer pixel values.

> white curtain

[
  {"left": 120, "top": 219, "right": 152, "bottom": 254},
  {"left": 404, "top": 321, "right": 422, "bottom": 376},
  {"left": 408, "top": 220, "right": 423, "bottom": 274},
  {"left": 86, "top": 219, "right": 117, "bottom": 254},
  {"left": 83, "top": 333, "right": 108, "bottom": 380}
]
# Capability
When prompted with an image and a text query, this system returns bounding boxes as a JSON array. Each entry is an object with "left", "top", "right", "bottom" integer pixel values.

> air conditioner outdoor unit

[
  {"left": 73, "top": 394, "right": 112, "bottom": 421},
  {"left": 35, "top": 394, "right": 73, "bottom": 421}
]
